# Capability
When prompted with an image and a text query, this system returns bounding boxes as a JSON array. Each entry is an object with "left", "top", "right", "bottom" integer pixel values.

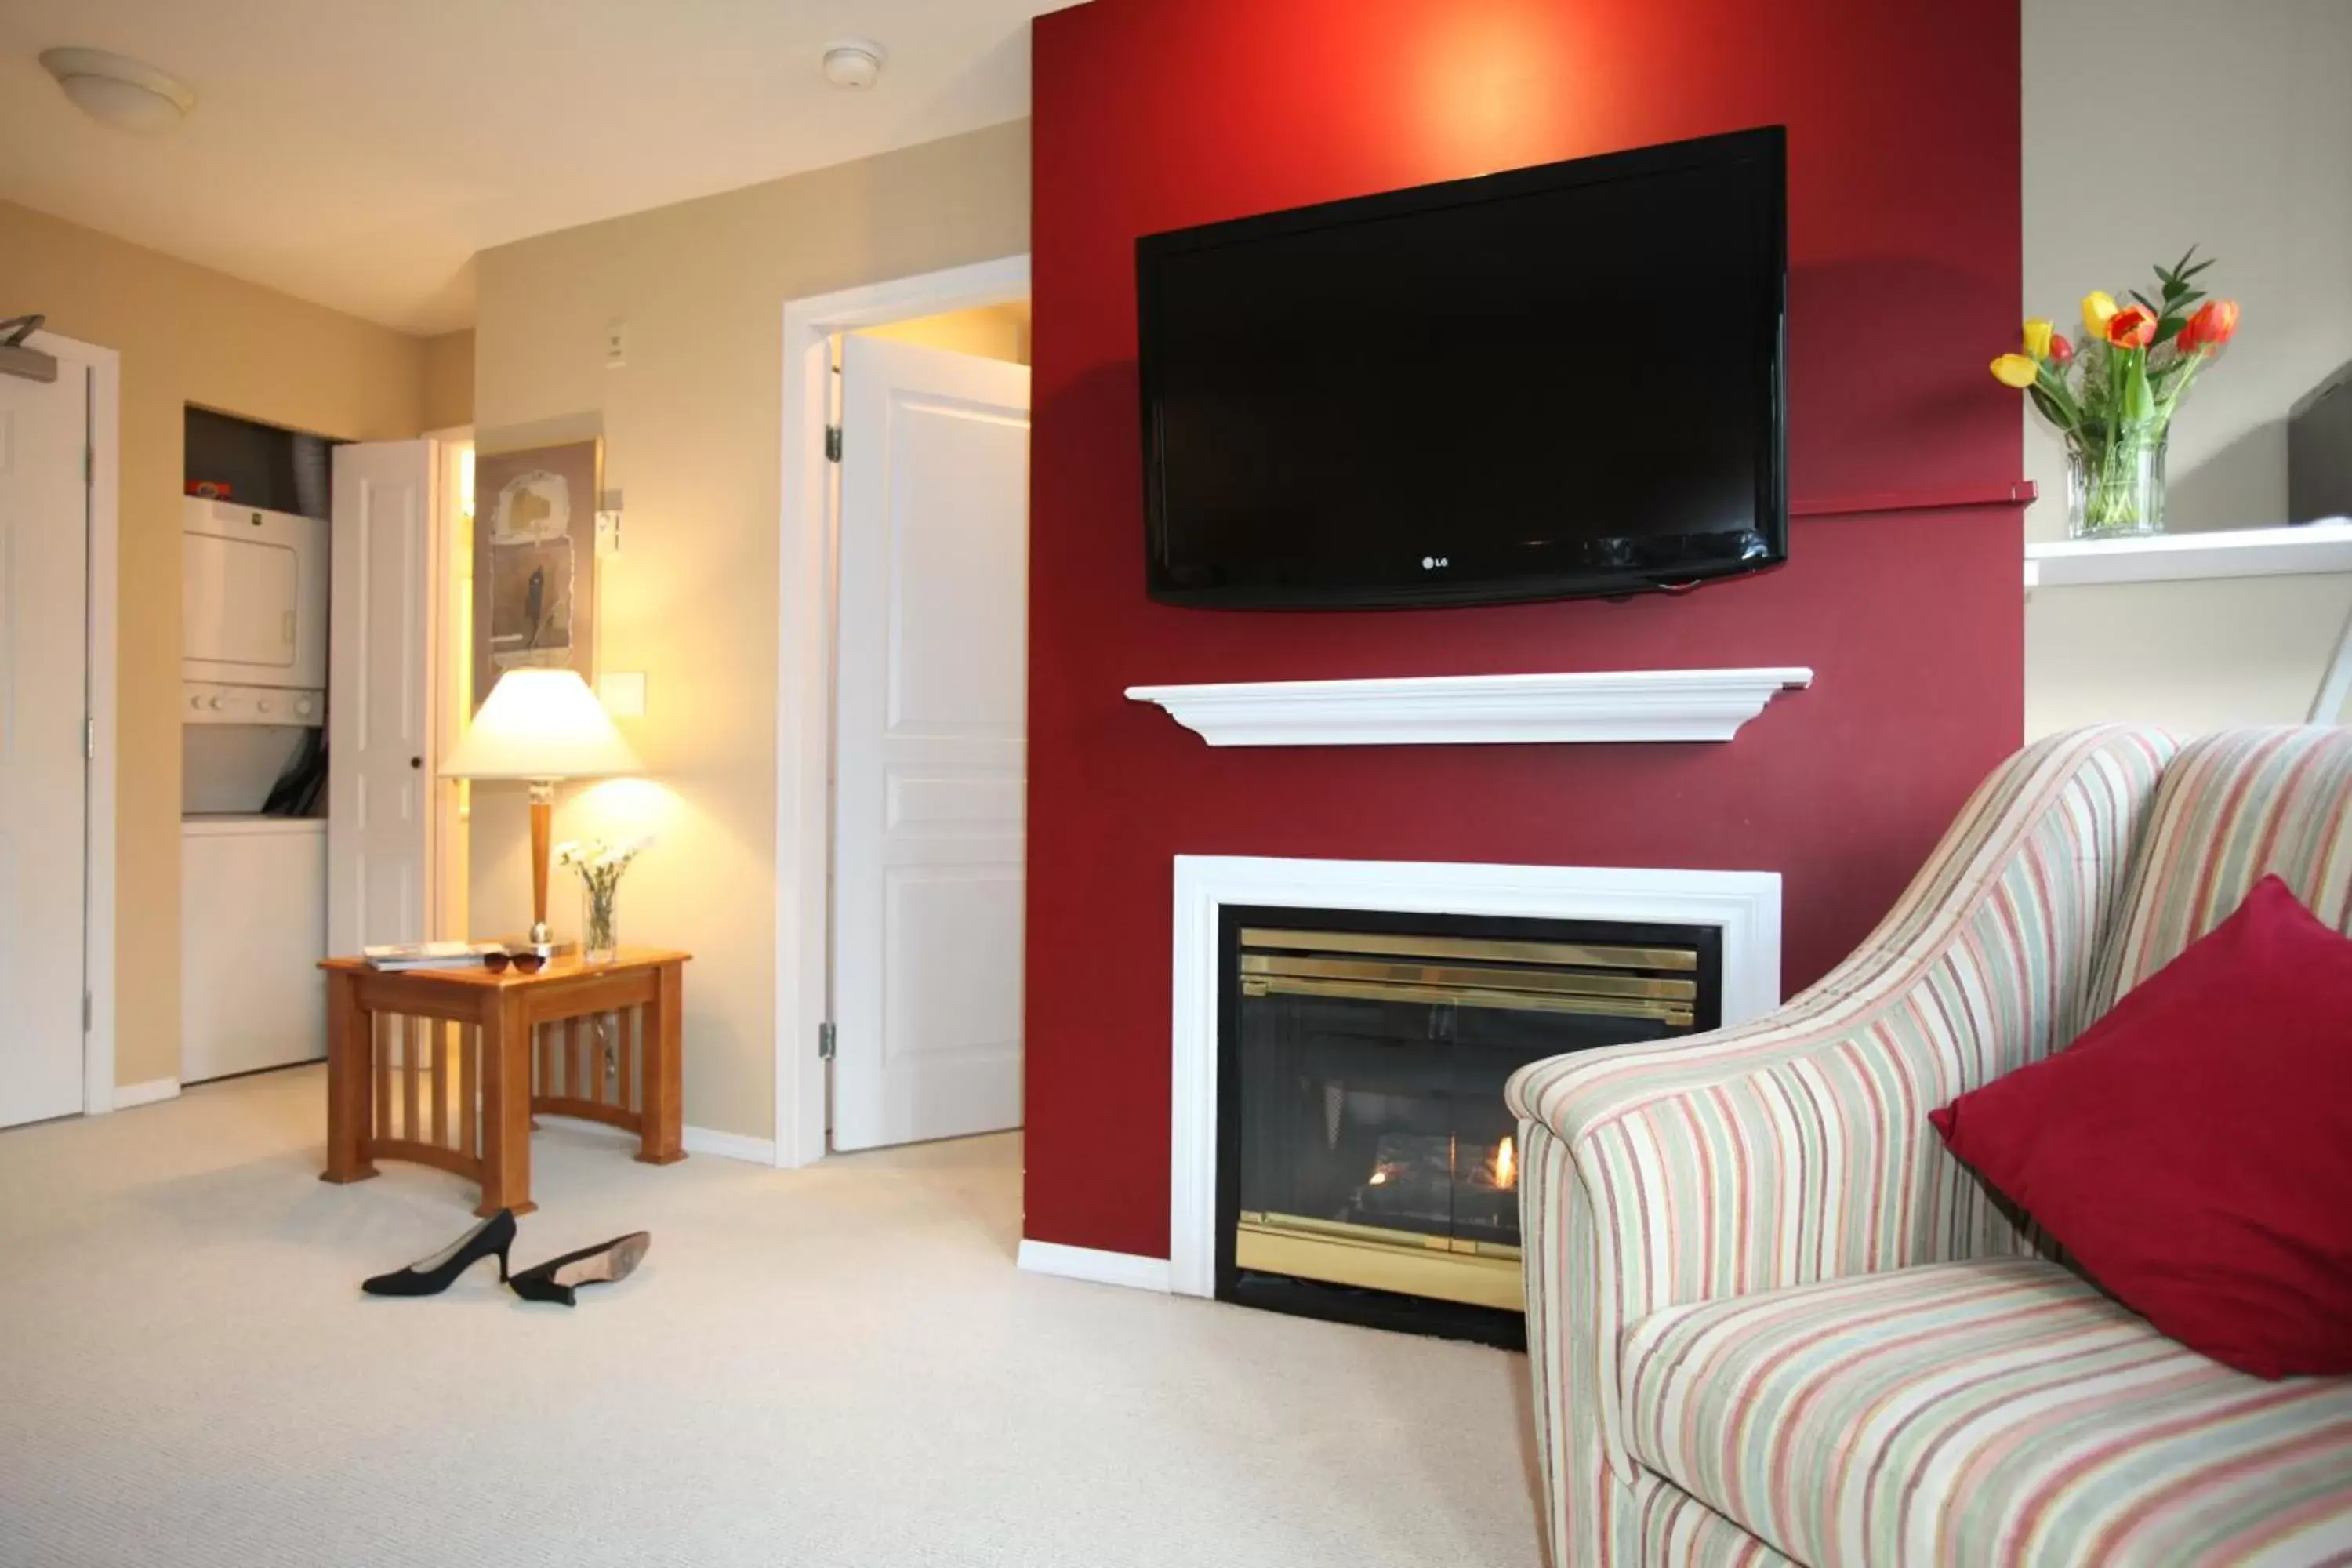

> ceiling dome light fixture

[
  {"left": 39, "top": 47, "right": 197, "bottom": 132},
  {"left": 821, "top": 39, "right": 887, "bottom": 90}
]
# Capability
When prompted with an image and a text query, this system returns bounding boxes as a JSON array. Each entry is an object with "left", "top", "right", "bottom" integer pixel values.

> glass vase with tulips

[{"left": 1991, "top": 248, "right": 2240, "bottom": 539}]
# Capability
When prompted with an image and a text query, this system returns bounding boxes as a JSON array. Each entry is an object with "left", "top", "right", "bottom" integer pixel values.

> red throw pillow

[{"left": 1929, "top": 874, "right": 2352, "bottom": 1379}]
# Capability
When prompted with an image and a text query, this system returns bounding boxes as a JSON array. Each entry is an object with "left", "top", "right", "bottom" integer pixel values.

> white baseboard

[
  {"left": 1017, "top": 1239, "right": 1173, "bottom": 1294},
  {"left": 112, "top": 1078, "right": 181, "bottom": 1111},
  {"left": 682, "top": 1125, "right": 776, "bottom": 1166}
]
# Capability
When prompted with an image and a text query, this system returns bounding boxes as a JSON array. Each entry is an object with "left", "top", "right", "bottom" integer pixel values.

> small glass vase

[
  {"left": 581, "top": 886, "right": 619, "bottom": 966},
  {"left": 2067, "top": 431, "right": 2167, "bottom": 540}
]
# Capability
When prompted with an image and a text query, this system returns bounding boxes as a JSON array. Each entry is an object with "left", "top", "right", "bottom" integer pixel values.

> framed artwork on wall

[{"left": 472, "top": 439, "right": 599, "bottom": 707}]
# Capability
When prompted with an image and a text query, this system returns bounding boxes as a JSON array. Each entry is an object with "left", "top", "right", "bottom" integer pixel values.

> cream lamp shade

[{"left": 441, "top": 669, "right": 641, "bottom": 781}]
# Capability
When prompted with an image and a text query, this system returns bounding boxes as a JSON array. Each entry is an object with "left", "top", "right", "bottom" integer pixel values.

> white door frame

[
  {"left": 426, "top": 426, "right": 473, "bottom": 940},
  {"left": 18, "top": 331, "right": 122, "bottom": 1114},
  {"left": 773, "top": 253, "right": 1029, "bottom": 1168}
]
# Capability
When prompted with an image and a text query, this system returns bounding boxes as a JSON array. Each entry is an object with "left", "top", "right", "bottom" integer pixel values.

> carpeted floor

[{"left": 0, "top": 1066, "right": 1542, "bottom": 1566}]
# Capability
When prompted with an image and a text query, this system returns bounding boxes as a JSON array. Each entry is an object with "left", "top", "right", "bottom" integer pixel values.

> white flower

[{"left": 559, "top": 832, "right": 651, "bottom": 891}]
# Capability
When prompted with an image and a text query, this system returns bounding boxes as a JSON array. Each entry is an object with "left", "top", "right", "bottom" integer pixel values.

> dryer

[
  {"left": 183, "top": 496, "right": 328, "bottom": 815},
  {"left": 183, "top": 496, "right": 328, "bottom": 706}
]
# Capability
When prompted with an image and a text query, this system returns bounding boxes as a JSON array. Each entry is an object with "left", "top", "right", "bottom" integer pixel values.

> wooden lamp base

[{"left": 528, "top": 779, "right": 556, "bottom": 949}]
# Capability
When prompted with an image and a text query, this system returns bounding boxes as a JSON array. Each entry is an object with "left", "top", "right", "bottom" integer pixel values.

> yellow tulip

[
  {"left": 2081, "top": 291, "right": 2118, "bottom": 337},
  {"left": 2023, "top": 319, "right": 2053, "bottom": 359},
  {"left": 1990, "top": 353, "right": 2039, "bottom": 389}
]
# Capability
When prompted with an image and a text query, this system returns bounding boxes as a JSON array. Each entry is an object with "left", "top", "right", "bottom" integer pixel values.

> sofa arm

[{"left": 1504, "top": 725, "right": 2174, "bottom": 1564}]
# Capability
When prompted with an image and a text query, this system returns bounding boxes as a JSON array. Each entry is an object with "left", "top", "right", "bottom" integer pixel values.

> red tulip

[
  {"left": 2105, "top": 305, "right": 2158, "bottom": 350},
  {"left": 2177, "top": 299, "right": 2240, "bottom": 352},
  {"left": 2049, "top": 333, "right": 2075, "bottom": 365}
]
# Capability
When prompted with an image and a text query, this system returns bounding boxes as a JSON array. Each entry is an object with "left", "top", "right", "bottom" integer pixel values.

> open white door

[
  {"left": 832, "top": 335, "right": 1031, "bottom": 1151},
  {"left": 0, "top": 361, "right": 89, "bottom": 1127},
  {"left": 328, "top": 441, "right": 434, "bottom": 958}
]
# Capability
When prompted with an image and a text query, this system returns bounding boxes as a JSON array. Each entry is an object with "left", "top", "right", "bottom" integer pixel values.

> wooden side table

[{"left": 318, "top": 947, "right": 691, "bottom": 1216}]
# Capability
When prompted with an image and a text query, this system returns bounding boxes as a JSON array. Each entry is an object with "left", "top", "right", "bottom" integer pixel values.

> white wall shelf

[
  {"left": 1124, "top": 667, "right": 1814, "bottom": 747},
  {"left": 2024, "top": 519, "right": 2352, "bottom": 590}
]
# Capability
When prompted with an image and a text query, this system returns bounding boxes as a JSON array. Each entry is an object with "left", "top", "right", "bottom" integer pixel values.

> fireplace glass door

[{"left": 1223, "top": 914, "right": 1719, "bottom": 1342}]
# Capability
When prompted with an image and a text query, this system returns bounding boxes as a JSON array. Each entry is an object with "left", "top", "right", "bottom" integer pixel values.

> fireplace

[
  {"left": 1156, "top": 856, "right": 1780, "bottom": 1321},
  {"left": 1217, "top": 906, "right": 1723, "bottom": 1347}
]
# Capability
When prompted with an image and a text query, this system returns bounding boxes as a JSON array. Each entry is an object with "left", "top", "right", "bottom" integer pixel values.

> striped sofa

[{"left": 1504, "top": 726, "right": 2352, "bottom": 1568}]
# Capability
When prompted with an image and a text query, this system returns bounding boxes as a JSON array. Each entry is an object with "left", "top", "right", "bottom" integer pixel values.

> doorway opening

[
  {"left": 177, "top": 413, "right": 474, "bottom": 1088},
  {"left": 774, "top": 255, "right": 1030, "bottom": 1168},
  {"left": 825, "top": 303, "right": 1031, "bottom": 1153}
]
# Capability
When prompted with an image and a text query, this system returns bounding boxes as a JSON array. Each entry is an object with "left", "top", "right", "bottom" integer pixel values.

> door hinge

[
  {"left": 82, "top": 992, "right": 92, "bottom": 1033},
  {"left": 824, "top": 424, "right": 843, "bottom": 463},
  {"left": 85, "top": 446, "right": 94, "bottom": 484},
  {"left": 818, "top": 1021, "right": 837, "bottom": 1061},
  {"left": 85, "top": 717, "right": 95, "bottom": 760}
]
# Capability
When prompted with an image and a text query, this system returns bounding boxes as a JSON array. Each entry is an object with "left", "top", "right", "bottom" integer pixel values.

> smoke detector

[
  {"left": 822, "top": 39, "right": 886, "bottom": 90},
  {"left": 39, "top": 48, "right": 198, "bottom": 132}
]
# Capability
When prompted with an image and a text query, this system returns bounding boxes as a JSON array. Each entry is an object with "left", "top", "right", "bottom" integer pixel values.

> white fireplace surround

[{"left": 1156, "top": 854, "right": 1783, "bottom": 1298}]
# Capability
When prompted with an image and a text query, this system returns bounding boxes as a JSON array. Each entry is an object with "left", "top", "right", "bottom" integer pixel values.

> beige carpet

[{"left": 0, "top": 1066, "right": 1543, "bottom": 1566}]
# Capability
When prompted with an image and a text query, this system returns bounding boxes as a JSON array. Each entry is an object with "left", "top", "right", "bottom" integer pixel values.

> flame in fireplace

[{"left": 1492, "top": 1134, "right": 1517, "bottom": 1191}]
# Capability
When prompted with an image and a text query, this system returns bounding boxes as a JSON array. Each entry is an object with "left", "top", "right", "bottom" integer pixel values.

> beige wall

[
  {"left": 423, "top": 329, "right": 475, "bottom": 429},
  {"left": 0, "top": 198, "right": 429, "bottom": 1087},
  {"left": 470, "top": 119, "right": 1030, "bottom": 1139},
  {"left": 854, "top": 301, "right": 1032, "bottom": 365},
  {"left": 2024, "top": 0, "right": 2352, "bottom": 735}
]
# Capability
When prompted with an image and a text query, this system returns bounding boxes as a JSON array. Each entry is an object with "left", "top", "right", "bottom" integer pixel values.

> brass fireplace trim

[
  {"left": 1243, "top": 1208, "right": 1523, "bottom": 1259},
  {"left": 1236, "top": 1212, "right": 1523, "bottom": 1312},
  {"left": 1240, "top": 973, "right": 1695, "bottom": 1026},
  {"left": 1239, "top": 927, "right": 1700, "bottom": 973},
  {"left": 1241, "top": 952, "right": 1697, "bottom": 1002}
]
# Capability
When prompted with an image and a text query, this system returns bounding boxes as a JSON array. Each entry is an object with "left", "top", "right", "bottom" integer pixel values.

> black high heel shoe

[
  {"left": 506, "top": 1232, "right": 652, "bottom": 1307},
  {"left": 361, "top": 1210, "right": 516, "bottom": 1297}
]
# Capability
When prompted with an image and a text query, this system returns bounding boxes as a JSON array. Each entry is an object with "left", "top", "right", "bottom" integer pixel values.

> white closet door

[
  {"left": 328, "top": 441, "right": 433, "bottom": 958},
  {"left": 832, "top": 335, "right": 1031, "bottom": 1151},
  {"left": 0, "top": 363, "right": 89, "bottom": 1127}
]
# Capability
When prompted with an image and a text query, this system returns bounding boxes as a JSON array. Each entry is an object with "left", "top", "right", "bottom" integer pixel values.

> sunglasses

[{"left": 481, "top": 949, "right": 547, "bottom": 975}]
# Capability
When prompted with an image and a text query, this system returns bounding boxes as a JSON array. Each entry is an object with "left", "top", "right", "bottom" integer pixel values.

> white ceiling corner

[{"left": 0, "top": 0, "right": 1080, "bottom": 336}]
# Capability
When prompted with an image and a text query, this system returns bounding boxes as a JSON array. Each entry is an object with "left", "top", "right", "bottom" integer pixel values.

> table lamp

[{"left": 441, "top": 668, "right": 642, "bottom": 955}]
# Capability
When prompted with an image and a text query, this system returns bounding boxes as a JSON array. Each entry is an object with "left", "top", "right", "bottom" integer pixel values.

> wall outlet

[
  {"left": 605, "top": 320, "right": 628, "bottom": 368},
  {"left": 598, "top": 672, "right": 647, "bottom": 718}
]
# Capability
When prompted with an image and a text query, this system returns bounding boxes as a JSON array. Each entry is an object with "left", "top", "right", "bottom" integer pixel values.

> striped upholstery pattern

[
  {"left": 1506, "top": 726, "right": 2176, "bottom": 1567},
  {"left": 1621, "top": 1258, "right": 2352, "bottom": 1567},
  {"left": 1507, "top": 725, "right": 2352, "bottom": 1567},
  {"left": 2086, "top": 727, "right": 2352, "bottom": 1015},
  {"left": 1617, "top": 1470, "right": 1797, "bottom": 1568}
]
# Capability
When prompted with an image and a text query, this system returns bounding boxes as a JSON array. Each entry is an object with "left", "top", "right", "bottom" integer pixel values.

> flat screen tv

[{"left": 1137, "top": 126, "right": 1788, "bottom": 609}]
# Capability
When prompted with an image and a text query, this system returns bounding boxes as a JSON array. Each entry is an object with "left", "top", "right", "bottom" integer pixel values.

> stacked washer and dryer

[{"left": 181, "top": 497, "right": 331, "bottom": 1083}]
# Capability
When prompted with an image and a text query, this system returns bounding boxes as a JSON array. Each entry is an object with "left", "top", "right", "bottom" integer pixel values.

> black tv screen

[{"left": 1137, "top": 127, "right": 1788, "bottom": 608}]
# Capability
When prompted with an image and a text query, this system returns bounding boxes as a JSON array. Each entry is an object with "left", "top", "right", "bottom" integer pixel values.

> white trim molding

[
  {"left": 111, "top": 1078, "right": 180, "bottom": 1111},
  {"left": 1126, "top": 667, "right": 1814, "bottom": 748},
  {"left": 1017, "top": 1239, "right": 1174, "bottom": 1294},
  {"left": 774, "top": 254, "right": 1030, "bottom": 1171},
  {"left": 1167, "top": 855, "right": 1783, "bottom": 1299},
  {"left": 682, "top": 1125, "right": 779, "bottom": 1166}
]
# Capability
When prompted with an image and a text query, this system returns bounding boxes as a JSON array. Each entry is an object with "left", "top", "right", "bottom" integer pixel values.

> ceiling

[{"left": 0, "top": 0, "right": 1077, "bottom": 335}]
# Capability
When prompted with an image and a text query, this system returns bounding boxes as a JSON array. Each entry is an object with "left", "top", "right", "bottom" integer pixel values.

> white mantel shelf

[
  {"left": 2024, "top": 519, "right": 2352, "bottom": 590},
  {"left": 1124, "top": 667, "right": 1815, "bottom": 747}
]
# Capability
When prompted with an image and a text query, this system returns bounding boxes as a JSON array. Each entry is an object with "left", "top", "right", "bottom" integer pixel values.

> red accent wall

[{"left": 1026, "top": 0, "right": 2024, "bottom": 1258}]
